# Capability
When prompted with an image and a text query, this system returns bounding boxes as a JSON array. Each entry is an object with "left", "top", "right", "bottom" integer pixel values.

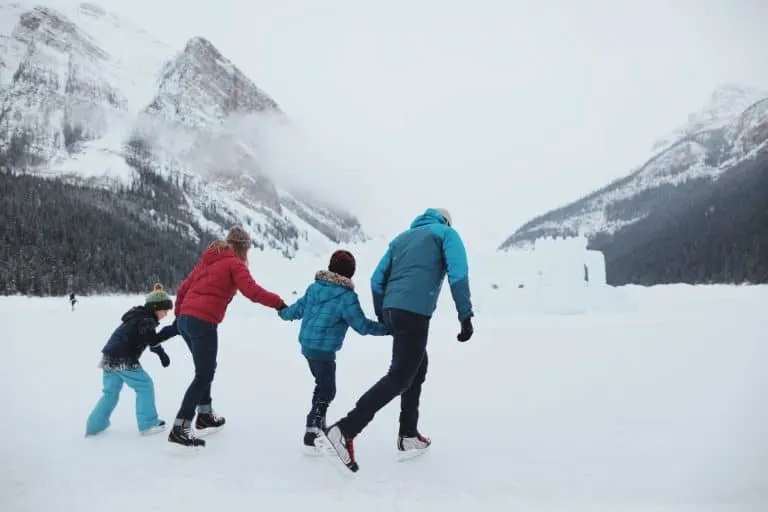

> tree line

[
  {"left": 591, "top": 148, "right": 768, "bottom": 285},
  {"left": 0, "top": 169, "right": 218, "bottom": 296}
]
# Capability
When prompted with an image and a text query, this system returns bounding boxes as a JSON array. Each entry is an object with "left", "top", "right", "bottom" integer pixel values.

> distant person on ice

[
  {"left": 277, "top": 249, "right": 390, "bottom": 451},
  {"left": 169, "top": 227, "right": 287, "bottom": 448},
  {"left": 69, "top": 291, "right": 77, "bottom": 311},
  {"left": 85, "top": 284, "right": 178, "bottom": 437},
  {"left": 317, "top": 208, "right": 475, "bottom": 472}
]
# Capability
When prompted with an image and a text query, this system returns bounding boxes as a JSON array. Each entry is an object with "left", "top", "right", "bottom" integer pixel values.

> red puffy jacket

[{"left": 174, "top": 245, "right": 285, "bottom": 325}]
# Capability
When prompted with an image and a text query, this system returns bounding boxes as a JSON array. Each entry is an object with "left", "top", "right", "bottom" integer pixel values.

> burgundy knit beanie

[{"left": 328, "top": 250, "right": 356, "bottom": 279}]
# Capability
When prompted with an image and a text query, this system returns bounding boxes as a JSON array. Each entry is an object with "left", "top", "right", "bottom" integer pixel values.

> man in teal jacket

[{"left": 318, "top": 208, "right": 474, "bottom": 472}]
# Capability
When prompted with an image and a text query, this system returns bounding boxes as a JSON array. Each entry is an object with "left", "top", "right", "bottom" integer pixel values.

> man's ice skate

[
  {"left": 397, "top": 432, "right": 431, "bottom": 461},
  {"left": 140, "top": 420, "right": 167, "bottom": 437},
  {"left": 314, "top": 423, "right": 359, "bottom": 473},
  {"left": 168, "top": 423, "right": 206, "bottom": 449},
  {"left": 195, "top": 411, "right": 225, "bottom": 436},
  {"left": 302, "top": 427, "right": 322, "bottom": 456}
]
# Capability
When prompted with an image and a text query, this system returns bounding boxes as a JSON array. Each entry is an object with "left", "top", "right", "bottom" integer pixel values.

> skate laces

[{"left": 182, "top": 424, "right": 200, "bottom": 439}]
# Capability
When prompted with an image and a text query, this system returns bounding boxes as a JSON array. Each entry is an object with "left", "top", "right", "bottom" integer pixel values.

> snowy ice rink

[{"left": 2, "top": 250, "right": 767, "bottom": 512}]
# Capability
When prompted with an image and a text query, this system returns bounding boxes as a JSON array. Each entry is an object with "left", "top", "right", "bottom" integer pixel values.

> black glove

[
  {"left": 457, "top": 317, "right": 473, "bottom": 342},
  {"left": 150, "top": 345, "right": 171, "bottom": 367}
]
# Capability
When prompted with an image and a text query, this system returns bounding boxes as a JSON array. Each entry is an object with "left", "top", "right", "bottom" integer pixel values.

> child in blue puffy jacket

[{"left": 278, "top": 250, "right": 389, "bottom": 449}]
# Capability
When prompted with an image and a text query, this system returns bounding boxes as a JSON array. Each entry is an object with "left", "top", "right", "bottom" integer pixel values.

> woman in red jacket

[{"left": 168, "top": 226, "right": 286, "bottom": 448}]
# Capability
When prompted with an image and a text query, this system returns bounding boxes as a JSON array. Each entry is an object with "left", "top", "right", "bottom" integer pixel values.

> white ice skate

[
  {"left": 140, "top": 421, "right": 167, "bottom": 437},
  {"left": 397, "top": 433, "right": 431, "bottom": 461},
  {"left": 314, "top": 424, "right": 359, "bottom": 475}
]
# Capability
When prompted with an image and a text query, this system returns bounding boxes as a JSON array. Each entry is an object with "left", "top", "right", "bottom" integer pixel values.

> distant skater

[{"left": 69, "top": 291, "right": 77, "bottom": 311}]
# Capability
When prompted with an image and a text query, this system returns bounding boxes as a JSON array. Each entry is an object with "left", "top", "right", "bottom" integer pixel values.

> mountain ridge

[
  {"left": 499, "top": 84, "right": 768, "bottom": 251},
  {"left": 0, "top": 1, "right": 366, "bottom": 295},
  {"left": 498, "top": 84, "right": 768, "bottom": 285}
]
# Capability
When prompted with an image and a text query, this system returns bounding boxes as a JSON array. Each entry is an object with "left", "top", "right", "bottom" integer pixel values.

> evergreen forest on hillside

[
  {"left": 0, "top": 169, "right": 218, "bottom": 296},
  {"left": 590, "top": 150, "right": 768, "bottom": 285}
]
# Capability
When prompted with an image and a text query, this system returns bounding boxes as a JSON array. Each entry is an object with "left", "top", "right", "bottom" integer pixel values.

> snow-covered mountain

[
  {"left": 0, "top": 2, "right": 366, "bottom": 258},
  {"left": 650, "top": 84, "right": 768, "bottom": 154},
  {"left": 499, "top": 84, "right": 768, "bottom": 250}
]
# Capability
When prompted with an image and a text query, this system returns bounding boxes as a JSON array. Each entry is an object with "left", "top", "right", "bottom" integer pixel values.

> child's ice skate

[
  {"left": 396, "top": 432, "right": 431, "bottom": 461},
  {"left": 140, "top": 420, "right": 167, "bottom": 437},
  {"left": 84, "top": 428, "right": 109, "bottom": 438},
  {"left": 303, "top": 413, "right": 327, "bottom": 455},
  {"left": 303, "top": 427, "right": 323, "bottom": 456}
]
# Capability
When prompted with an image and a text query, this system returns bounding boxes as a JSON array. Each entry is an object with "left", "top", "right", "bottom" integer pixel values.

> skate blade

[
  {"left": 302, "top": 445, "right": 323, "bottom": 457},
  {"left": 84, "top": 430, "right": 110, "bottom": 438},
  {"left": 140, "top": 425, "right": 168, "bottom": 437},
  {"left": 166, "top": 441, "right": 204, "bottom": 456},
  {"left": 313, "top": 432, "right": 358, "bottom": 477},
  {"left": 195, "top": 425, "right": 224, "bottom": 437},
  {"left": 397, "top": 446, "right": 430, "bottom": 462}
]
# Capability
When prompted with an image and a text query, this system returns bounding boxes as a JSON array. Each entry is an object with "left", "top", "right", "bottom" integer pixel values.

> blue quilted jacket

[
  {"left": 371, "top": 208, "right": 474, "bottom": 321},
  {"left": 279, "top": 270, "right": 389, "bottom": 360}
]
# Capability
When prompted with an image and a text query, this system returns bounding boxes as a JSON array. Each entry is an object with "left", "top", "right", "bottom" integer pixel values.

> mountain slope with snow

[
  {"left": 0, "top": 2, "right": 365, "bottom": 262},
  {"left": 651, "top": 84, "right": 768, "bottom": 154},
  {"left": 499, "top": 85, "right": 768, "bottom": 254}
]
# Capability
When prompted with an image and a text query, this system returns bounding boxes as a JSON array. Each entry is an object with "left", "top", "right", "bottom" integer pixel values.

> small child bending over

[
  {"left": 279, "top": 250, "right": 389, "bottom": 450},
  {"left": 85, "top": 284, "right": 179, "bottom": 437}
]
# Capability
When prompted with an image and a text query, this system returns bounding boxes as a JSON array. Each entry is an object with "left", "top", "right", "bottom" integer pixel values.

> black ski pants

[{"left": 338, "top": 308, "right": 429, "bottom": 438}]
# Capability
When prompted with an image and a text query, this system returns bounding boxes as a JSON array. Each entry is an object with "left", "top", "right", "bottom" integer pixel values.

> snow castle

[{"left": 490, "top": 235, "right": 607, "bottom": 290}]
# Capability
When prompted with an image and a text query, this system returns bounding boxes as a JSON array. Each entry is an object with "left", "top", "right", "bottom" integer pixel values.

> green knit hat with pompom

[{"left": 145, "top": 283, "right": 173, "bottom": 311}]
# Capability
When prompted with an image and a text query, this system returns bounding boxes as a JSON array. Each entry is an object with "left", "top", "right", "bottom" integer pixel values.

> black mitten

[
  {"left": 150, "top": 345, "right": 171, "bottom": 367},
  {"left": 157, "top": 321, "right": 178, "bottom": 341},
  {"left": 457, "top": 317, "right": 474, "bottom": 342}
]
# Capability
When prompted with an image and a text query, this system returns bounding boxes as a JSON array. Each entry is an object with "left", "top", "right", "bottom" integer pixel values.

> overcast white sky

[{"left": 54, "top": 0, "right": 768, "bottom": 245}]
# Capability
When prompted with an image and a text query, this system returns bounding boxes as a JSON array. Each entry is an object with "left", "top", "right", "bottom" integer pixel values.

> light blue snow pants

[{"left": 85, "top": 368, "right": 160, "bottom": 435}]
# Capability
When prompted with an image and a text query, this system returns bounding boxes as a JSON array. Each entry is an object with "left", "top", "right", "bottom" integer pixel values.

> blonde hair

[{"left": 153, "top": 283, "right": 164, "bottom": 292}]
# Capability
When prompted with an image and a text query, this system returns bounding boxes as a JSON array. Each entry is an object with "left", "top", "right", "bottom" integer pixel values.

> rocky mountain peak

[
  {"left": 183, "top": 36, "right": 223, "bottom": 62},
  {"left": 708, "top": 83, "right": 767, "bottom": 105},
  {"left": 499, "top": 83, "right": 768, "bottom": 259},
  {"left": 1, "top": 1, "right": 366, "bottom": 267},
  {"left": 651, "top": 83, "right": 768, "bottom": 153},
  {"left": 146, "top": 36, "right": 279, "bottom": 128},
  {"left": 15, "top": 5, "right": 107, "bottom": 61}
]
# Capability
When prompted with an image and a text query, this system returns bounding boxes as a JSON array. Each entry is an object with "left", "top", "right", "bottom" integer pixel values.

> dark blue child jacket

[
  {"left": 279, "top": 270, "right": 389, "bottom": 360},
  {"left": 100, "top": 306, "right": 178, "bottom": 370}
]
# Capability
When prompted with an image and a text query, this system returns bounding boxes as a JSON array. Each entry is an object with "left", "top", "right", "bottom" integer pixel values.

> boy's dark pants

[
  {"left": 176, "top": 315, "right": 218, "bottom": 422},
  {"left": 338, "top": 307, "right": 429, "bottom": 439},
  {"left": 306, "top": 358, "right": 337, "bottom": 429}
]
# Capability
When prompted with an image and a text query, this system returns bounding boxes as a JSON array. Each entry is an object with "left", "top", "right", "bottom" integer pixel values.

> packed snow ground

[{"left": 2, "top": 252, "right": 767, "bottom": 512}]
